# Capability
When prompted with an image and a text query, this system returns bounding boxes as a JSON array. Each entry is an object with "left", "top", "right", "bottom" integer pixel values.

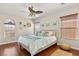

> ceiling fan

[
  {"left": 21, "top": 5, "right": 43, "bottom": 17},
  {"left": 28, "top": 5, "right": 43, "bottom": 15}
]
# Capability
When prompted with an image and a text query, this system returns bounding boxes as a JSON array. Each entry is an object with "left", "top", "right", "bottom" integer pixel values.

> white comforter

[{"left": 18, "top": 35, "right": 56, "bottom": 55}]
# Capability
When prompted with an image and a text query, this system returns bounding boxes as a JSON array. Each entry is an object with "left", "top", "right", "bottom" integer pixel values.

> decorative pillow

[
  {"left": 43, "top": 32, "right": 49, "bottom": 36},
  {"left": 35, "top": 31, "right": 43, "bottom": 36},
  {"left": 59, "top": 43, "right": 71, "bottom": 50}
]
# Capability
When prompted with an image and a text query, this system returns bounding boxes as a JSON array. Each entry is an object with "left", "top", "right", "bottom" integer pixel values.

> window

[
  {"left": 4, "top": 19, "right": 16, "bottom": 40},
  {"left": 60, "top": 13, "right": 77, "bottom": 39},
  {"left": 4, "top": 19, "right": 15, "bottom": 30}
]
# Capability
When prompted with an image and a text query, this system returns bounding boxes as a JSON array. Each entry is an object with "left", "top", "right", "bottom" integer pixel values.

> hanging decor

[{"left": 27, "top": 23, "right": 31, "bottom": 27}]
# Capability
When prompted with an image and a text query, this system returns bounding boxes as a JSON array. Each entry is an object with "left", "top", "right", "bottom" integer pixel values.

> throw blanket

[{"left": 18, "top": 35, "right": 56, "bottom": 55}]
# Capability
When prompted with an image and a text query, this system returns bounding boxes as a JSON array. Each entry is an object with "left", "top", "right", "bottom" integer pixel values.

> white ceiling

[{"left": 0, "top": 3, "right": 79, "bottom": 19}]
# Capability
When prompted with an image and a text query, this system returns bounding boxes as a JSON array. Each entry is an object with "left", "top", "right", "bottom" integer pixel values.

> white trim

[
  {"left": 71, "top": 46, "right": 79, "bottom": 50},
  {"left": 0, "top": 40, "right": 17, "bottom": 45}
]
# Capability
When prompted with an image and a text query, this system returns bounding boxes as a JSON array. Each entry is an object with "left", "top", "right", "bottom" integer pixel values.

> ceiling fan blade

[
  {"left": 35, "top": 11, "right": 43, "bottom": 14},
  {"left": 28, "top": 6, "right": 36, "bottom": 13}
]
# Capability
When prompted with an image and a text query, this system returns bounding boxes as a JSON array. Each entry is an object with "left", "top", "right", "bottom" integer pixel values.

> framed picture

[
  {"left": 19, "top": 22, "right": 22, "bottom": 24},
  {"left": 46, "top": 23, "right": 50, "bottom": 26},
  {"left": 27, "top": 23, "right": 31, "bottom": 27},
  {"left": 41, "top": 24, "right": 44, "bottom": 27}
]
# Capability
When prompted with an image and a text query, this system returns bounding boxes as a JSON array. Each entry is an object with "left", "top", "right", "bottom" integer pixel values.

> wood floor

[{"left": 0, "top": 42, "right": 79, "bottom": 56}]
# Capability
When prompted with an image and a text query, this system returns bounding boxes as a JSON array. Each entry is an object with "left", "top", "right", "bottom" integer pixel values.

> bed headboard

[
  {"left": 42, "top": 30, "right": 56, "bottom": 36},
  {"left": 36, "top": 30, "right": 56, "bottom": 36}
]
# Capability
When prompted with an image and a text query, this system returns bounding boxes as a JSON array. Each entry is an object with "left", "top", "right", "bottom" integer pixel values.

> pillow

[
  {"left": 35, "top": 31, "right": 43, "bottom": 36},
  {"left": 43, "top": 32, "right": 49, "bottom": 36},
  {"left": 49, "top": 31, "right": 55, "bottom": 36},
  {"left": 59, "top": 43, "right": 71, "bottom": 50}
]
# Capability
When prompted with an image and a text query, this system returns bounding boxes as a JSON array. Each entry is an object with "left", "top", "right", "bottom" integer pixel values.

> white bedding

[{"left": 18, "top": 35, "right": 57, "bottom": 55}]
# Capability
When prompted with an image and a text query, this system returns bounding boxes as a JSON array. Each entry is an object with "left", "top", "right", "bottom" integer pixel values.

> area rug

[{"left": 50, "top": 49, "right": 72, "bottom": 56}]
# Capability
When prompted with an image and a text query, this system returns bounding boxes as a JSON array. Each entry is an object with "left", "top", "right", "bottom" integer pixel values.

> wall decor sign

[
  {"left": 46, "top": 23, "right": 50, "bottom": 26},
  {"left": 53, "top": 22, "right": 56, "bottom": 25}
]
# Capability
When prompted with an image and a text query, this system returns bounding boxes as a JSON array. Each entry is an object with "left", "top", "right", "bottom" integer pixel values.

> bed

[{"left": 18, "top": 31, "right": 57, "bottom": 56}]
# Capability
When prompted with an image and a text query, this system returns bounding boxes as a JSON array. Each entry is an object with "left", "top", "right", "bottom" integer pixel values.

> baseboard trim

[
  {"left": 0, "top": 41, "right": 17, "bottom": 45},
  {"left": 71, "top": 47, "right": 79, "bottom": 51}
]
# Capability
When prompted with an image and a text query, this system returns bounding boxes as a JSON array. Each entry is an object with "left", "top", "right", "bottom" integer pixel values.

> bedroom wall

[
  {"left": 35, "top": 6, "right": 79, "bottom": 50},
  {"left": 0, "top": 13, "right": 34, "bottom": 44}
]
